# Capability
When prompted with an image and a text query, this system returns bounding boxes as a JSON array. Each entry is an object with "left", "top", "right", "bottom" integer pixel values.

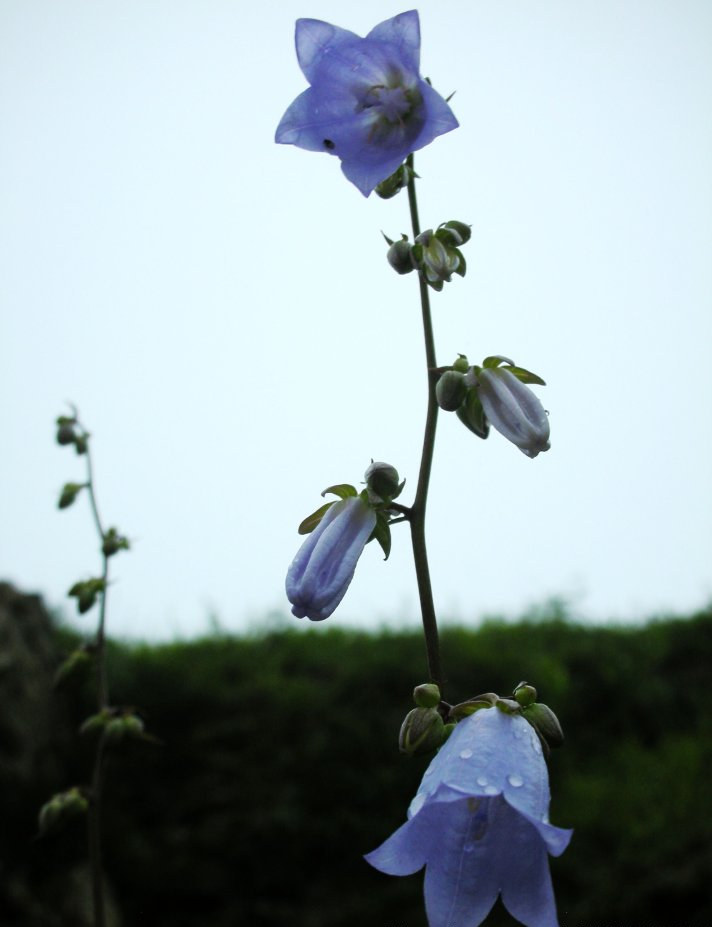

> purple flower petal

[
  {"left": 366, "top": 708, "right": 572, "bottom": 927},
  {"left": 285, "top": 496, "right": 376, "bottom": 621},
  {"left": 276, "top": 11, "right": 458, "bottom": 195}
]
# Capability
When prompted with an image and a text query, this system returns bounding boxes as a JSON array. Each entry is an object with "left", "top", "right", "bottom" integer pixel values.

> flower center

[{"left": 362, "top": 84, "right": 413, "bottom": 123}]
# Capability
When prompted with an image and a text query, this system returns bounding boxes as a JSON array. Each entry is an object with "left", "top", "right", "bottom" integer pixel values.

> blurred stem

[
  {"left": 405, "top": 154, "right": 444, "bottom": 691},
  {"left": 79, "top": 422, "right": 109, "bottom": 927}
]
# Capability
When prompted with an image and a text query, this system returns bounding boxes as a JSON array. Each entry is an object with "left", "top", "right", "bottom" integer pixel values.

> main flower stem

[
  {"left": 405, "top": 155, "right": 443, "bottom": 690},
  {"left": 81, "top": 428, "right": 109, "bottom": 927}
]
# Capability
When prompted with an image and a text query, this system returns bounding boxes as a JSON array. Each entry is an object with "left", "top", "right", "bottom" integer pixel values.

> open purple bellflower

[
  {"left": 275, "top": 11, "right": 459, "bottom": 196},
  {"left": 366, "top": 707, "right": 572, "bottom": 927},
  {"left": 286, "top": 496, "right": 376, "bottom": 621}
]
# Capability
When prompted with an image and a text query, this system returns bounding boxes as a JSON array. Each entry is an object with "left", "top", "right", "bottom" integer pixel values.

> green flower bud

[
  {"left": 375, "top": 163, "right": 414, "bottom": 199},
  {"left": 513, "top": 682, "right": 537, "bottom": 707},
  {"left": 413, "top": 683, "right": 441, "bottom": 708},
  {"left": 399, "top": 707, "right": 445, "bottom": 756},
  {"left": 386, "top": 237, "right": 415, "bottom": 275},
  {"left": 38, "top": 787, "right": 88, "bottom": 836},
  {"left": 452, "top": 354, "right": 469, "bottom": 373},
  {"left": 435, "top": 370, "right": 467, "bottom": 411},
  {"left": 102, "top": 527, "right": 130, "bottom": 558},
  {"left": 54, "top": 647, "right": 92, "bottom": 686},
  {"left": 56, "top": 422, "right": 77, "bottom": 446},
  {"left": 364, "top": 461, "right": 401, "bottom": 501},
  {"left": 522, "top": 702, "right": 564, "bottom": 748},
  {"left": 415, "top": 229, "right": 461, "bottom": 288},
  {"left": 105, "top": 713, "right": 145, "bottom": 743},
  {"left": 436, "top": 220, "right": 472, "bottom": 246}
]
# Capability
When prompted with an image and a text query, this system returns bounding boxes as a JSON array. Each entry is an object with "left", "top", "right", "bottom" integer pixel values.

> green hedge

[{"left": 2, "top": 607, "right": 711, "bottom": 926}]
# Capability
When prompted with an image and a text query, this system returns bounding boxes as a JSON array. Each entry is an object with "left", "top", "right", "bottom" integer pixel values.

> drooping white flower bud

[{"left": 474, "top": 367, "right": 550, "bottom": 458}]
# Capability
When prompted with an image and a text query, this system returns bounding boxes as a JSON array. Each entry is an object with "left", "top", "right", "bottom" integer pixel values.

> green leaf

[
  {"left": 54, "top": 647, "right": 92, "bottom": 686},
  {"left": 505, "top": 365, "right": 546, "bottom": 386},
  {"left": 482, "top": 355, "right": 515, "bottom": 368},
  {"left": 370, "top": 512, "right": 392, "bottom": 560},
  {"left": 320, "top": 483, "right": 357, "bottom": 500},
  {"left": 298, "top": 502, "right": 333, "bottom": 535},
  {"left": 456, "top": 387, "right": 489, "bottom": 439},
  {"left": 58, "top": 482, "right": 85, "bottom": 510}
]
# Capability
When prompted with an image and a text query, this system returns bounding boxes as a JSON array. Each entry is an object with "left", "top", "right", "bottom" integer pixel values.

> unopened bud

[
  {"left": 514, "top": 683, "right": 537, "bottom": 707},
  {"left": 435, "top": 370, "right": 467, "bottom": 411},
  {"left": 364, "top": 461, "right": 401, "bottom": 501},
  {"left": 436, "top": 220, "right": 472, "bottom": 246},
  {"left": 38, "top": 787, "right": 88, "bottom": 836},
  {"left": 474, "top": 366, "right": 550, "bottom": 458},
  {"left": 386, "top": 237, "right": 415, "bottom": 275},
  {"left": 413, "top": 683, "right": 441, "bottom": 708},
  {"left": 522, "top": 702, "right": 564, "bottom": 748},
  {"left": 375, "top": 163, "right": 413, "bottom": 199},
  {"left": 399, "top": 707, "right": 445, "bottom": 756}
]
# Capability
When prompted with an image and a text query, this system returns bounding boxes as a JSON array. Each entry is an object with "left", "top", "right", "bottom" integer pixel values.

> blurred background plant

[{"left": 1, "top": 584, "right": 710, "bottom": 926}]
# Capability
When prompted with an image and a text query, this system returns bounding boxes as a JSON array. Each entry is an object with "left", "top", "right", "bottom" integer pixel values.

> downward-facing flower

[
  {"left": 286, "top": 496, "right": 376, "bottom": 621},
  {"left": 471, "top": 366, "right": 551, "bottom": 458},
  {"left": 366, "top": 707, "right": 572, "bottom": 927},
  {"left": 275, "top": 11, "right": 459, "bottom": 196}
]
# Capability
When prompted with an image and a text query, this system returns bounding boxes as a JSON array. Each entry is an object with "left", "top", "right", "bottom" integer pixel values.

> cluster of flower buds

[
  {"left": 436, "top": 354, "right": 551, "bottom": 458},
  {"left": 448, "top": 681, "right": 564, "bottom": 758},
  {"left": 56, "top": 412, "right": 88, "bottom": 455},
  {"left": 285, "top": 462, "right": 405, "bottom": 622},
  {"left": 384, "top": 220, "right": 471, "bottom": 291},
  {"left": 80, "top": 706, "right": 147, "bottom": 744}
]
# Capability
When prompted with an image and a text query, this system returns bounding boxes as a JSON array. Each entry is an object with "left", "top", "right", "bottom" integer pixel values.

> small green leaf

[
  {"left": 320, "top": 483, "right": 357, "bottom": 500},
  {"left": 370, "top": 512, "right": 392, "bottom": 560},
  {"left": 298, "top": 502, "right": 333, "bottom": 535},
  {"left": 505, "top": 365, "right": 546, "bottom": 386},
  {"left": 54, "top": 647, "right": 92, "bottom": 686},
  {"left": 482, "top": 355, "right": 515, "bottom": 368},
  {"left": 58, "top": 482, "right": 85, "bottom": 510}
]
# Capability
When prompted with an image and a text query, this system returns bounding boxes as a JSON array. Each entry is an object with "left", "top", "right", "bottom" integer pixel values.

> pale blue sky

[{"left": 1, "top": 0, "right": 711, "bottom": 639}]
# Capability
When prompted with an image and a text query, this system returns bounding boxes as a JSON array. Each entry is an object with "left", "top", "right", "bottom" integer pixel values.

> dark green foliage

[{"left": 1, "top": 606, "right": 712, "bottom": 925}]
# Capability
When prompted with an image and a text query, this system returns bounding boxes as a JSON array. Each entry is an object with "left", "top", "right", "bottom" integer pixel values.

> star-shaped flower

[
  {"left": 275, "top": 11, "right": 458, "bottom": 196},
  {"left": 365, "top": 707, "right": 572, "bottom": 927}
]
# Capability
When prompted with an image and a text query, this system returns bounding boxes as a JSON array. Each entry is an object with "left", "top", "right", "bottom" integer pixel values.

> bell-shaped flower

[
  {"left": 365, "top": 707, "right": 572, "bottom": 927},
  {"left": 275, "top": 11, "right": 459, "bottom": 196},
  {"left": 286, "top": 496, "right": 376, "bottom": 621},
  {"left": 473, "top": 367, "right": 550, "bottom": 458}
]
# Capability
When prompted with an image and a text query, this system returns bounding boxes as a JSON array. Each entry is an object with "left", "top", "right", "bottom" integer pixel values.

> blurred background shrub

[{"left": 1, "top": 581, "right": 710, "bottom": 926}]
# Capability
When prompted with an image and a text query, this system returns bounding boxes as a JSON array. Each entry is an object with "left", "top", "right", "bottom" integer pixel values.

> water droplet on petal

[
  {"left": 484, "top": 784, "right": 498, "bottom": 796},
  {"left": 463, "top": 841, "right": 476, "bottom": 853},
  {"left": 459, "top": 748, "right": 473, "bottom": 759},
  {"left": 507, "top": 774, "right": 524, "bottom": 788},
  {"left": 531, "top": 735, "right": 542, "bottom": 755},
  {"left": 476, "top": 776, "right": 488, "bottom": 787}
]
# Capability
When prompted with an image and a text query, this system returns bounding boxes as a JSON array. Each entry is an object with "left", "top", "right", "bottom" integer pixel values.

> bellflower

[
  {"left": 275, "top": 11, "right": 459, "bottom": 196},
  {"left": 474, "top": 367, "right": 551, "bottom": 458},
  {"left": 366, "top": 707, "right": 572, "bottom": 927},
  {"left": 286, "top": 496, "right": 376, "bottom": 621}
]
